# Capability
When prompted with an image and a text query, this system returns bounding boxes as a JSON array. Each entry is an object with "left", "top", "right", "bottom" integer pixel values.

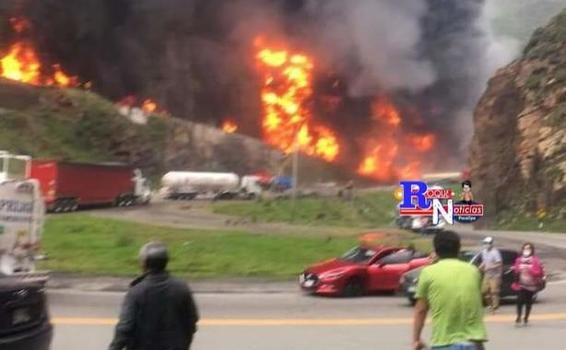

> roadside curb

[
  {"left": 548, "top": 272, "right": 566, "bottom": 283},
  {"left": 46, "top": 272, "right": 566, "bottom": 294},
  {"left": 47, "top": 275, "right": 299, "bottom": 294}
]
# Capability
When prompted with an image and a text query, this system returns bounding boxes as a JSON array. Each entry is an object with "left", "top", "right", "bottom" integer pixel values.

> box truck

[{"left": 30, "top": 160, "right": 151, "bottom": 212}]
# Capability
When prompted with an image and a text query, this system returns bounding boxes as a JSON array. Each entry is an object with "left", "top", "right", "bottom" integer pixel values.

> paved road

[{"left": 49, "top": 280, "right": 566, "bottom": 350}]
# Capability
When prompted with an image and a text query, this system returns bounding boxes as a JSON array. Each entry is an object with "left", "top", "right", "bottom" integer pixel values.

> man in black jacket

[{"left": 109, "top": 241, "right": 199, "bottom": 350}]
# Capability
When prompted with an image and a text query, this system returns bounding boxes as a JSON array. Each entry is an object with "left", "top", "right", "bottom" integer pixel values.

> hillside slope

[
  {"left": 0, "top": 80, "right": 352, "bottom": 184},
  {"left": 470, "top": 9, "right": 566, "bottom": 227},
  {"left": 0, "top": 79, "right": 168, "bottom": 177}
]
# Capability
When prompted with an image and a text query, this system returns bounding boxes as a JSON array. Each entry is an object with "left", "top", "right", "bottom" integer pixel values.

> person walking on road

[
  {"left": 109, "top": 241, "right": 199, "bottom": 350},
  {"left": 480, "top": 237, "right": 502, "bottom": 312},
  {"left": 413, "top": 231, "right": 487, "bottom": 350},
  {"left": 513, "top": 242, "right": 545, "bottom": 326}
]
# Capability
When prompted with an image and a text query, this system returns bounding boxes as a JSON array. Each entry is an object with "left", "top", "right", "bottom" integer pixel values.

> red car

[{"left": 299, "top": 245, "right": 431, "bottom": 297}]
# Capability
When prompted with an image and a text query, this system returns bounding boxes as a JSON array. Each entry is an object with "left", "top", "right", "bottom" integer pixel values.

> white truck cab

[
  {"left": 133, "top": 168, "right": 152, "bottom": 205},
  {"left": 0, "top": 151, "right": 30, "bottom": 182},
  {"left": 240, "top": 175, "right": 263, "bottom": 199}
]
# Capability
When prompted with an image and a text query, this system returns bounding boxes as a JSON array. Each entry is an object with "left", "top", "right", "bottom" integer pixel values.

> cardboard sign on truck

[
  {"left": 0, "top": 151, "right": 46, "bottom": 277},
  {"left": 0, "top": 179, "right": 45, "bottom": 275}
]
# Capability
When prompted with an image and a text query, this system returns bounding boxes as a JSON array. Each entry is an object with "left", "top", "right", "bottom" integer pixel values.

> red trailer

[{"left": 29, "top": 160, "right": 151, "bottom": 212}]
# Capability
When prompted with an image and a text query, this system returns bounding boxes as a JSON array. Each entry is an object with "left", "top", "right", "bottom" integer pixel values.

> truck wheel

[
  {"left": 63, "top": 199, "right": 77, "bottom": 212},
  {"left": 53, "top": 200, "right": 65, "bottom": 213},
  {"left": 62, "top": 200, "right": 72, "bottom": 212}
]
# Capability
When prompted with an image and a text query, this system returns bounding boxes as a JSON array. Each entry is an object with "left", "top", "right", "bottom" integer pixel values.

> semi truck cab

[
  {"left": 133, "top": 169, "right": 152, "bottom": 205},
  {"left": 0, "top": 151, "right": 30, "bottom": 183}
]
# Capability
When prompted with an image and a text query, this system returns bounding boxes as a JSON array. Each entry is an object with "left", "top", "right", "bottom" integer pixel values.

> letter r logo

[{"left": 399, "top": 181, "right": 429, "bottom": 209}]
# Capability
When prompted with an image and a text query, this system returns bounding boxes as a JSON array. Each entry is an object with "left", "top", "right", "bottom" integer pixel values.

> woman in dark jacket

[{"left": 512, "top": 242, "right": 545, "bottom": 326}]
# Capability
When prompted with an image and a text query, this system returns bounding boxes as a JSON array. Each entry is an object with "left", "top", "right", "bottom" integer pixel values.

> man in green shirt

[{"left": 413, "top": 231, "right": 487, "bottom": 350}]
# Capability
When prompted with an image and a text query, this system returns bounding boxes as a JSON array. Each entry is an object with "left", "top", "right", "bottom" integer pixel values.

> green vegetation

[
  {"left": 0, "top": 84, "right": 168, "bottom": 177},
  {"left": 213, "top": 185, "right": 465, "bottom": 228},
  {"left": 524, "top": 9, "right": 566, "bottom": 59},
  {"left": 39, "top": 214, "right": 431, "bottom": 278},
  {"left": 495, "top": 211, "right": 566, "bottom": 233},
  {"left": 525, "top": 68, "right": 548, "bottom": 90},
  {"left": 213, "top": 192, "right": 399, "bottom": 228},
  {"left": 546, "top": 103, "right": 566, "bottom": 127},
  {"left": 495, "top": 196, "right": 566, "bottom": 232}
]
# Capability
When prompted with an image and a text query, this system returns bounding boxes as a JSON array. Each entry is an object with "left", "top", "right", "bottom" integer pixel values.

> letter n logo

[{"left": 432, "top": 199, "right": 453, "bottom": 225}]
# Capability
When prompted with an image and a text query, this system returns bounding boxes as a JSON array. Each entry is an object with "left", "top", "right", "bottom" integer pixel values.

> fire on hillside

[
  {"left": 255, "top": 38, "right": 436, "bottom": 181},
  {"left": 0, "top": 15, "right": 440, "bottom": 183}
]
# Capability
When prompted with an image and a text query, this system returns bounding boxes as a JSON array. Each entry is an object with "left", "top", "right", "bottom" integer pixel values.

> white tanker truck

[{"left": 160, "top": 171, "right": 262, "bottom": 200}]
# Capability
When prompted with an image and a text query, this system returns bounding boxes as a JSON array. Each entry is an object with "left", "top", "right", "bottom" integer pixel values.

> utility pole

[
  {"left": 290, "top": 129, "right": 301, "bottom": 223},
  {"left": 291, "top": 132, "right": 299, "bottom": 202}
]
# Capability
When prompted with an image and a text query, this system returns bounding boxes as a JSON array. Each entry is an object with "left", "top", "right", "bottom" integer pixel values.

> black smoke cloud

[
  {"left": 1, "top": 0, "right": 515, "bottom": 170},
  {"left": 297, "top": 0, "right": 511, "bottom": 167}
]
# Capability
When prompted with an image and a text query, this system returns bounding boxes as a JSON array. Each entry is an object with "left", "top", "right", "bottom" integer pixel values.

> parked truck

[
  {"left": 29, "top": 160, "right": 151, "bottom": 212},
  {"left": 0, "top": 151, "right": 45, "bottom": 275},
  {"left": 161, "top": 171, "right": 263, "bottom": 200}
]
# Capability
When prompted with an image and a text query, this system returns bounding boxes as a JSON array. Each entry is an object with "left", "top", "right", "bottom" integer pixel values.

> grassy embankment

[
  {"left": 213, "top": 191, "right": 400, "bottom": 228},
  {"left": 39, "top": 214, "right": 431, "bottom": 279},
  {"left": 494, "top": 205, "right": 566, "bottom": 233},
  {"left": 215, "top": 189, "right": 566, "bottom": 233},
  {"left": 0, "top": 82, "right": 167, "bottom": 180}
]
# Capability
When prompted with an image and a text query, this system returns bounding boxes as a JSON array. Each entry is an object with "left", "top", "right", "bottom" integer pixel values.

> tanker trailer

[{"left": 161, "top": 171, "right": 240, "bottom": 200}]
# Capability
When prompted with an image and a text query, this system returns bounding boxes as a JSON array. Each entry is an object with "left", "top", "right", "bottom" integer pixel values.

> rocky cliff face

[
  {"left": 161, "top": 118, "right": 355, "bottom": 185},
  {"left": 470, "top": 9, "right": 566, "bottom": 226}
]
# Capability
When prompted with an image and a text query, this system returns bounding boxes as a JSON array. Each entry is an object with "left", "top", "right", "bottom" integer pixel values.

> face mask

[{"left": 523, "top": 249, "right": 532, "bottom": 257}]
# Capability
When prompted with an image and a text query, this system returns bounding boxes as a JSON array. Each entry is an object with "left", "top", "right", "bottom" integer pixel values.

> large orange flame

[
  {"left": 256, "top": 43, "right": 339, "bottom": 162},
  {"left": 357, "top": 96, "right": 436, "bottom": 181},
  {"left": 0, "top": 17, "right": 77, "bottom": 87}
]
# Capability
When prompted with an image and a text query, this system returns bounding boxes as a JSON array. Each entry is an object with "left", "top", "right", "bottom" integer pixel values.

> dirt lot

[{"left": 90, "top": 199, "right": 362, "bottom": 236}]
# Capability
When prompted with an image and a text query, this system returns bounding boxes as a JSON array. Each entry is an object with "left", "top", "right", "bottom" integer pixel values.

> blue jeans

[{"left": 432, "top": 343, "right": 477, "bottom": 350}]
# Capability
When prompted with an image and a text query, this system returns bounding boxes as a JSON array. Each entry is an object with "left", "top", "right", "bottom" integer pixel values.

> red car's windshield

[{"left": 340, "top": 247, "right": 377, "bottom": 263}]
